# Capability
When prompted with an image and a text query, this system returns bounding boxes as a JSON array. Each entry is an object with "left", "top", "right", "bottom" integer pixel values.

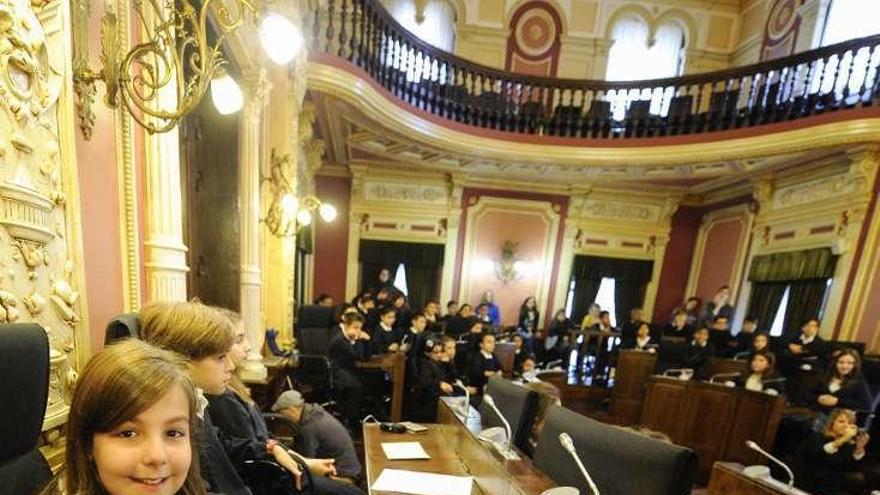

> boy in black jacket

[{"left": 329, "top": 312, "right": 372, "bottom": 429}]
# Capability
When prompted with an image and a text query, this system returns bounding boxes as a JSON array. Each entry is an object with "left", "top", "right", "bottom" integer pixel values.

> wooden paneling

[
  {"left": 609, "top": 350, "right": 657, "bottom": 426},
  {"left": 641, "top": 376, "right": 784, "bottom": 482}
]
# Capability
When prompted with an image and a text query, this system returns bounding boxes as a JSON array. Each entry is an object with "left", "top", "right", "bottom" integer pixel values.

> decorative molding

[
  {"left": 685, "top": 204, "right": 754, "bottom": 302},
  {"left": 772, "top": 173, "right": 859, "bottom": 209},
  {"left": 579, "top": 199, "right": 660, "bottom": 222},
  {"left": 363, "top": 181, "right": 449, "bottom": 205}
]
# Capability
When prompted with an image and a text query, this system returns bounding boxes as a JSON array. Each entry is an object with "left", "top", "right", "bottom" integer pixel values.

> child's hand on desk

[
  {"left": 388, "top": 343, "right": 400, "bottom": 352},
  {"left": 818, "top": 394, "right": 838, "bottom": 407},
  {"left": 440, "top": 382, "right": 454, "bottom": 394}
]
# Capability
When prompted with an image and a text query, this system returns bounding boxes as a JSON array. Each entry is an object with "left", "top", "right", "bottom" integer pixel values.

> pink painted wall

[
  {"left": 464, "top": 204, "right": 553, "bottom": 325},
  {"left": 313, "top": 176, "right": 351, "bottom": 303},
  {"left": 694, "top": 218, "right": 746, "bottom": 302},
  {"left": 653, "top": 206, "right": 702, "bottom": 322},
  {"left": 75, "top": 8, "right": 126, "bottom": 354}
]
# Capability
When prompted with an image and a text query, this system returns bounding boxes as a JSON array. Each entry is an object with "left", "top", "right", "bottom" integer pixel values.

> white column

[
  {"left": 239, "top": 68, "right": 272, "bottom": 380},
  {"left": 143, "top": 86, "right": 188, "bottom": 301}
]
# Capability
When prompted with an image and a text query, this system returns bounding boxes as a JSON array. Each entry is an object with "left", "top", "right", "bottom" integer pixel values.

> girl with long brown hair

[
  {"left": 805, "top": 349, "right": 871, "bottom": 414},
  {"left": 55, "top": 338, "right": 206, "bottom": 495}
]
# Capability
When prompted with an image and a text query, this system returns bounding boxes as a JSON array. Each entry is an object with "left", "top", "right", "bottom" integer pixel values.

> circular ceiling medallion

[
  {"left": 767, "top": 0, "right": 798, "bottom": 40},
  {"left": 515, "top": 8, "right": 557, "bottom": 57}
]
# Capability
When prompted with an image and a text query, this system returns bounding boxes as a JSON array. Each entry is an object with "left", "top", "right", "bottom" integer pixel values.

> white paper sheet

[
  {"left": 380, "top": 442, "right": 431, "bottom": 460},
  {"left": 371, "top": 468, "right": 473, "bottom": 495}
]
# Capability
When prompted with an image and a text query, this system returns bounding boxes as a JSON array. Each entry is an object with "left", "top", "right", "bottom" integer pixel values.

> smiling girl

[{"left": 58, "top": 339, "right": 205, "bottom": 495}]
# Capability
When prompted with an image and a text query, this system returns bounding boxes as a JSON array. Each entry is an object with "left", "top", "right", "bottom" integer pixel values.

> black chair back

[
  {"left": 534, "top": 405, "right": 697, "bottom": 495},
  {"left": 655, "top": 338, "right": 691, "bottom": 374},
  {"left": 105, "top": 312, "right": 141, "bottom": 344},
  {"left": 296, "top": 305, "right": 336, "bottom": 329},
  {"left": 0, "top": 324, "right": 52, "bottom": 494},
  {"left": 479, "top": 376, "right": 539, "bottom": 452}
]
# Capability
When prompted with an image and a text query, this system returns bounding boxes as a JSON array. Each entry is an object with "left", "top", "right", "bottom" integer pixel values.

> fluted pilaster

[{"left": 239, "top": 68, "right": 272, "bottom": 379}]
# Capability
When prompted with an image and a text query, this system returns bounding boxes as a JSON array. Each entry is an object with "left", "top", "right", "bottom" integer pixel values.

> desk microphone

[
  {"left": 453, "top": 380, "right": 471, "bottom": 419},
  {"left": 745, "top": 440, "right": 794, "bottom": 488},
  {"left": 709, "top": 372, "right": 741, "bottom": 383},
  {"left": 482, "top": 394, "right": 519, "bottom": 460},
  {"left": 559, "top": 433, "right": 600, "bottom": 495},
  {"left": 661, "top": 368, "right": 694, "bottom": 379}
]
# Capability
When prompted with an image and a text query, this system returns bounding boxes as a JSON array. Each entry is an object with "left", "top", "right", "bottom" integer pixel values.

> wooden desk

[
  {"left": 357, "top": 352, "right": 406, "bottom": 422},
  {"left": 708, "top": 462, "right": 805, "bottom": 494},
  {"left": 609, "top": 350, "right": 657, "bottom": 426},
  {"left": 640, "top": 376, "right": 784, "bottom": 482},
  {"left": 494, "top": 342, "right": 516, "bottom": 378},
  {"left": 431, "top": 398, "right": 557, "bottom": 494},
  {"left": 242, "top": 356, "right": 294, "bottom": 411},
  {"left": 707, "top": 358, "right": 749, "bottom": 379}
]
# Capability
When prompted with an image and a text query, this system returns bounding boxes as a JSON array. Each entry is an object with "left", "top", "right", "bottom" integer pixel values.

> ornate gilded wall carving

[{"left": 2, "top": 0, "right": 88, "bottom": 466}]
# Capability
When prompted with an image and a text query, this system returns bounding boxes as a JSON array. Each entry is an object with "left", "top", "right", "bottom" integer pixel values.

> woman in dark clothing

[
  {"left": 790, "top": 408, "right": 869, "bottom": 495},
  {"left": 730, "top": 350, "right": 785, "bottom": 396},
  {"left": 804, "top": 349, "right": 871, "bottom": 414},
  {"left": 545, "top": 309, "right": 574, "bottom": 363},
  {"left": 409, "top": 339, "right": 454, "bottom": 422},
  {"left": 518, "top": 296, "right": 540, "bottom": 337}
]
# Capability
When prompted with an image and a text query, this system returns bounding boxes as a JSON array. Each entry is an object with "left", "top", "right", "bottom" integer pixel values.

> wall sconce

[
  {"left": 72, "top": 0, "right": 302, "bottom": 137},
  {"left": 262, "top": 148, "right": 336, "bottom": 237}
]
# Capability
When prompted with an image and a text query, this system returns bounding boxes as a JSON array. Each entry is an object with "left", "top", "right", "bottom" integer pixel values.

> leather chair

[
  {"left": 479, "top": 376, "right": 539, "bottom": 452},
  {"left": 0, "top": 324, "right": 53, "bottom": 495},
  {"left": 105, "top": 312, "right": 141, "bottom": 344},
  {"left": 534, "top": 405, "right": 698, "bottom": 495},
  {"left": 293, "top": 306, "right": 337, "bottom": 405}
]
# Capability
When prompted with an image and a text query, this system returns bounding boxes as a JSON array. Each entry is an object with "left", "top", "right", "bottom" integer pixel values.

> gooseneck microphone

[
  {"left": 709, "top": 372, "right": 742, "bottom": 383},
  {"left": 453, "top": 380, "right": 471, "bottom": 419},
  {"left": 559, "top": 433, "right": 600, "bottom": 495},
  {"left": 746, "top": 440, "right": 794, "bottom": 488},
  {"left": 482, "top": 394, "right": 514, "bottom": 453}
]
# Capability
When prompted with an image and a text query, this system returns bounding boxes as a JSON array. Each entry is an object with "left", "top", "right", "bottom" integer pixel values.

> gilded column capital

[{"left": 242, "top": 67, "right": 272, "bottom": 114}]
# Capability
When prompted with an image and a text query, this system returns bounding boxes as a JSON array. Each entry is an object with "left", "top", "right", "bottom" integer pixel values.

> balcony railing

[{"left": 304, "top": 0, "right": 880, "bottom": 138}]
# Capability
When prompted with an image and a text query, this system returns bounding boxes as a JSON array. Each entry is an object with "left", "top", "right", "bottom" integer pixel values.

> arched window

[
  {"left": 386, "top": 0, "right": 456, "bottom": 51},
  {"left": 605, "top": 15, "right": 685, "bottom": 119},
  {"left": 821, "top": 0, "right": 880, "bottom": 46},
  {"left": 811, "top": 0, "right": 880, "bottom": 101},
  {"left": 605, "top": 16, "right": 685, "bottom": 81}
]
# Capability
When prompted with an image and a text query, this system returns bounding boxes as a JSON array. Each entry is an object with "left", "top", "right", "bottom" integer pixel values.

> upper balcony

[{"left": 302, "top": 0, "right": 880, "bottom": 142}]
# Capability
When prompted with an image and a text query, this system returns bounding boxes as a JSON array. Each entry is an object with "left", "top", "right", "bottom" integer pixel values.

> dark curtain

[
  {"left": 571, "top": 255, "right": 654, "bottom": 282},
  {"left": 748, "top": 248, "right": 837, "bottom": 282},
  {"left": 746, "top": 282, "right": 788, "bottom": 331},
  {"left": 405, "top": 266, "right": 440, "bottom": 313},
  {"left": 781, "top": 279, "right": 830, "bottom": 341},
  {"left": 571, "top": 279, "right": 601, "bottom": 324},
  {"left": 569, "top": 255, "right": 654, "bottom": 325},
  {"left": 358, "top": 240, "right": 444, "bottom": 307},
  {"left": 359, "top": 262, "right": 387, "bottom": 295},
  {"left": 614, "top": 280, "right": 647, "bottom": 329}
]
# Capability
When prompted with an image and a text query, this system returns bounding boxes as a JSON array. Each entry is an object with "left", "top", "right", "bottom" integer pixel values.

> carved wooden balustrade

[{"left": 304, "top": 0, "right": 880, "bottom": 138}]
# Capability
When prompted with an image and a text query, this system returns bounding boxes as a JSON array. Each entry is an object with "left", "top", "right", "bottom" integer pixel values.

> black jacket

[
  {"left": 518, "top": 309, "right": 540, "bottom": 335},
  {"left": 329, "top": 334, "right": 370, "bottom": 388},
  {"left": 410, "top": 358, "right": 447, "bottom": 422},
  {"left": 663, "top": 323, "right": 694, "bottom": 341},
  {"left": 682, "top": 342, "right": 715, "bottom": 380},
  {"left": 200, "top": 412, "right": 253, "bottom": 495},
  {"left": 791, "top": 432, "right": 863, "bottom": 495},
  {"left": 371, "top": 325, "right": 401, "bottom": 354},
  {"left": 804, "top": 377, "right": 871, "bottom": 413},
  {"left": 468, "top": 351, "right": 502, "bottom": 394}
]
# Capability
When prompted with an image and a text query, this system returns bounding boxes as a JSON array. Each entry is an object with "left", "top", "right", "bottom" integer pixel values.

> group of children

[
  {"left": 47, "top": 301, "right": 364, "bottom": 495},
  {"left": 327, "top": 299, "right": 520, "bottom": 428}
]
